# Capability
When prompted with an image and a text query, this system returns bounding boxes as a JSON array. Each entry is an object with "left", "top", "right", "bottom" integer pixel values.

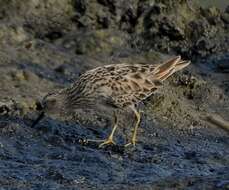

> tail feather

[
  {"left": 173, "top": 60, "right": 190, "bottom": 72},
  {"left": 159, "top": 68, "right": 175, "bottom": 81},
  {"left": 154, "top": 56, "right": 181, "bottom": 75},
  {"left": 153, "top": 56, "right": 190, "bottom": 81}
]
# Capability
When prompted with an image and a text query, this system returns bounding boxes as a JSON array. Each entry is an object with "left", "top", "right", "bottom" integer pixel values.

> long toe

[
  {"left": 99, "top": 139, "right": 116, "bottom": 148},
  {"left": 124, "top": 140, "right": 136, "bottom": 147},
  {"left": 124, "top": 142, "right": 132, "bottom": 147}
]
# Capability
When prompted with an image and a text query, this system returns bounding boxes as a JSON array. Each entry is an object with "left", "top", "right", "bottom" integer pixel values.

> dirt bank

[{"left": 0, "top": 0, "right": 228, "bottom": 189}]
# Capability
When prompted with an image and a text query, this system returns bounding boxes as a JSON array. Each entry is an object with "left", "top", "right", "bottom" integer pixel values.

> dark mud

[{"left": 0, "top": 0, "right": 229, "bottom": 189}]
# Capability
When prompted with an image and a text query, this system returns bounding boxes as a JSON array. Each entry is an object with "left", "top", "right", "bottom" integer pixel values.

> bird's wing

[
  {"left": 65, "top": 56, "right": 190, "bottom": 108},
  {"left": 108, "top": 56, "right": 190, "bottom": 107}
]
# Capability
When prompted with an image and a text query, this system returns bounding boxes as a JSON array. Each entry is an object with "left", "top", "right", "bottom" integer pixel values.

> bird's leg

[
  {"left": 125, "top": 107, "right": 141, "bottom": 147},
  {"left": 99, "top": 124, "right": 118, "bottom": 147},
  {"left": 99, "top": 112, "right": 118, "bottom": 148}
]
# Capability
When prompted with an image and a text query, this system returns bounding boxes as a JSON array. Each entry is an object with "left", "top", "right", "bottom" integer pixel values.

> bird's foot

[
  {"left": 124, "top": 140, "right": 136, "bottom": 147},
  {"left": 99, "top": 138, "right": 116, "bottom": 148}
]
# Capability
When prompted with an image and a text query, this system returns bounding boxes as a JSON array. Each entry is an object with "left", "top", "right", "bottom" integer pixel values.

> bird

[{"left": 32, "top": 55, "right": 190, "bottom": 147}]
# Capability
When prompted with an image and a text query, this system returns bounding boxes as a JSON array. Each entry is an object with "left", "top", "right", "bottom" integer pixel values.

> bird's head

[
  {"left": 41, "top": 91, "right": 65, "bottom": 115},
  {"left": 31, "top": 90, "right": 66, "bottom": 128}
]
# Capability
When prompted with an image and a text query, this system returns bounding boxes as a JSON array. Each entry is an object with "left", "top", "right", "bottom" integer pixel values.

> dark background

[{"left": 0, "top": 0, "right": 228, "bottom": 189}]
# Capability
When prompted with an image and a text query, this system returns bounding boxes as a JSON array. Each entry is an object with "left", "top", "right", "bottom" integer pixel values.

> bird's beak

[
  {"left": 31, "top": 111, "right": 45, "bottom": 128},
  {"left": 31, "top": 99, "right": 46, "bottom": 128}
]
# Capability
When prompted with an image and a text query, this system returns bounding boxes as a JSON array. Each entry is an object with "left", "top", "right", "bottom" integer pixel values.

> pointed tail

[{"left": 153, "top": 56, "right": 190, "bottom": 81}]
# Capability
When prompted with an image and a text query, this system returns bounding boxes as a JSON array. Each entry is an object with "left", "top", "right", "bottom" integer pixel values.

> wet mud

[{"left": 0, "top": 0, "right": 229, "bottom": 189}]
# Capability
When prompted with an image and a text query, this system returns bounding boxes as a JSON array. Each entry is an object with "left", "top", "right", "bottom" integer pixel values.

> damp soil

[{"left": 0, "top": 0, "right": 229, "bottom": 189}]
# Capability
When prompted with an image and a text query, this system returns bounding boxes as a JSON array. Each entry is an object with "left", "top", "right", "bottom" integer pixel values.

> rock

[
  {"left": 225, "top": 5, "right": 229, "bottom": 13},
  {"left": 221, "top": 13, "right": 229, "bottom": 24},
  {"left": 62, "top": 30, "right": 128, "bottom": 55},
  {"left": 200, "top": 6, "right": 222, "bottom": 25},
  {"left": 0, "top": 0, "right": 229, "bottom": 189}
]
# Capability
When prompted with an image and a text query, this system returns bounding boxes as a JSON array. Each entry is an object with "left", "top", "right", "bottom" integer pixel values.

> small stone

[
  {"left": 54, "top": 65, "right": 67, "bottom": 74},
  {"left": 184, "top": 151, "right": 197, "bottom": 159},
  {"left": 221, "top": 13, "right": 229, "bottom": 24},
  {"left": 225, "top": 5, "right": 229, "bottom": 14}
]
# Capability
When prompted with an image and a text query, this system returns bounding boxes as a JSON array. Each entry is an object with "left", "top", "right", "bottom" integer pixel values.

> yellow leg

[
  {"left": 125, "top": 107, "right": 141, "bottom": 147},
  {"left": 99, "top": 113, "right": 118, "bottom": 148}
]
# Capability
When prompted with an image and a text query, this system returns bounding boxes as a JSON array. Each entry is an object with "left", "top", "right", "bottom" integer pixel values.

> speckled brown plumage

[
  {"left": 65, "top": 56, "right": 189, "bottom": 109},
  {"left": 38, "top": 56, "right": 190, "bottom": 147}
]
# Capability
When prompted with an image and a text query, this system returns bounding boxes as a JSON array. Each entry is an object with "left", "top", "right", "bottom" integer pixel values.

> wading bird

[{"left": 32, "top": 56, "right": 190, "bottom": 147}]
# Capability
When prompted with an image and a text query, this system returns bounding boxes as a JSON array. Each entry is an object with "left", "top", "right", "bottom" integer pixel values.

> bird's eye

[
  {"left": 46, "top": 98, "right": 57, "bottom": 104},
  {"left": 41, "top": 93, "right": 55, "bottom": 108},
  {"left": 35, "top": 101, "right": 43, "bottom": 111}
]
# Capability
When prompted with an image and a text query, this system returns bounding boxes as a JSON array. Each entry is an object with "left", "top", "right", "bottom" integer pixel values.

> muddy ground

[{"left": 0, "top": 0, "right": 229, "bottom": 189}]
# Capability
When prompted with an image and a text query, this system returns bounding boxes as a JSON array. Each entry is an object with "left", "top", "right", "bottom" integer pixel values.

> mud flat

[{"left": 0, "top": 0, "right": 228, "bottom": 189}]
